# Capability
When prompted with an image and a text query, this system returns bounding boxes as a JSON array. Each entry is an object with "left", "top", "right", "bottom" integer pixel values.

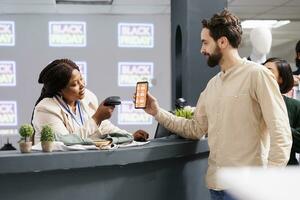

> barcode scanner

[{"left": 103, "top": 96, "right": 121, "bottom": 107}]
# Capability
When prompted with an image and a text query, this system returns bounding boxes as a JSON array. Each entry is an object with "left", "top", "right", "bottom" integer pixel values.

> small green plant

[
  {"left": 175, "top": 106, "right": 194, "bottom": 119},
  {"left": 19, "top": 124, "right": 34, "bottom": 142},
  {"left": 40, "top": 125, "right": 55, "bottom": 142}
]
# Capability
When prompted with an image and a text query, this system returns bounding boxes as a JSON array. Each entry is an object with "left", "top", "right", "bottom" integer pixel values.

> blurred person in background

[
  {"left": 263, "top": 57, "right": 300, "bottom": 165},
  {"left": 293, "top": 40, "right": 300, "bottom": 75}
]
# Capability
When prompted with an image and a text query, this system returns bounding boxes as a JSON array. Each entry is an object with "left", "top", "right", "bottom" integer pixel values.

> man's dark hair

[
  {"left": 202, "top": 9, "right": 242, "bottom": 48},
  {"left": 263, "top": 57, "right": 294, "bottom": 94},
  {"left": 296, "top": 40, "right": 300, "bottom": 53}
]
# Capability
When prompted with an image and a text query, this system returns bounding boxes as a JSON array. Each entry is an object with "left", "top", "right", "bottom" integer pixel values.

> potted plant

[
  {"left": 19, "top": 124, "right": 34, "bottom": 153},
  {"left": 40, "top": 125, "right": 55, "bottom": 152},
  {"left": 175, "top": 106, "right": 207, "bottom": 139},
  {"left": 175, "top": 106, "right": 194, "bottom": 119}
]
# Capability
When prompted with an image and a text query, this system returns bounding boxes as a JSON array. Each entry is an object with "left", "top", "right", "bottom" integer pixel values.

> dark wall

[{"left": 171, "top": 0, "right": 227, "bottom": 107}]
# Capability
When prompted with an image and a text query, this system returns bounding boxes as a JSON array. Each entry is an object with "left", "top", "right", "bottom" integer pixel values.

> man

[
  {"left": 293, "top": 40, "right": 300, "bottom": 86},
  {"left": 143, "top": 10, "right": 292, "bottom": 200},
  {"left": 293, "top": 40, "right": 300, "bottom": 75}
]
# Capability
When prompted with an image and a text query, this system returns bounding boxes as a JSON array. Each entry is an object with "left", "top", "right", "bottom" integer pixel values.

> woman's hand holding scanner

[
  {"left": 92, "top": 96, "right": 121, "bottom": 125},
  {"left": 92, "top": 101, "right": 115, "bottom": 125},
  {"left": 133, "top": 129, "right": 149, "bottom": 141}
]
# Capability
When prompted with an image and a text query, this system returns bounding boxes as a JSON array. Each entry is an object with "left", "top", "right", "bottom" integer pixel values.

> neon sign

[
  {"left": 118, "top": 101, "right": 152, "bottom": 125},
  {"left": 0, "top": 61, "right": 16, "bottom": 86},
  {"left": 75, "top": 61, "right": 87, "bottom": 85},
  {"left": 0, "top": 101, "right": 17, "bottom": 126},
  {"left": 118, "top": 23, "right": 154, "bottom": 48},
  {"left": 0, "top": 21, "right": 15, "bottom": 46},
  {"left": 118, "top": 62, "right": 153, "bottom": 87},
  {"left": 49, "top": 21, "right": 86, "bottom": 47}
]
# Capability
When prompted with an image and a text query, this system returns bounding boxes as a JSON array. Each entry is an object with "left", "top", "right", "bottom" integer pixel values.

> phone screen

[{"left": 135, "top": 81, "right": 148, "bottom": 109}]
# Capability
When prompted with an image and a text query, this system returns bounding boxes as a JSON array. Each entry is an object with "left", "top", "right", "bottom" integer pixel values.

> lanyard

[{"left": 55, "top": 96, "right": 84, "bottom": 127}]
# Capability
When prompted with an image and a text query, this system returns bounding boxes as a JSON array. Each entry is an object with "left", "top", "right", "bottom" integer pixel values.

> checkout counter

[{"left": 0, "top": 137, "right": 209, "bottom": 200}]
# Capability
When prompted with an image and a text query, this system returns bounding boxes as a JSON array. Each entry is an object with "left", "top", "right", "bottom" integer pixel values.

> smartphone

[{"left": 135, "top": 81, "right": 148, "bottom": 109}]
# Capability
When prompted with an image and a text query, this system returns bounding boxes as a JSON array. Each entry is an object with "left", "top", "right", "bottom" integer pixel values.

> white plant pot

[
  {"left": 19, "top": 142, "right": 32, "bottom": 153},
  {"left": 41, "top": 141, "right": 54, "bottom": 152}
]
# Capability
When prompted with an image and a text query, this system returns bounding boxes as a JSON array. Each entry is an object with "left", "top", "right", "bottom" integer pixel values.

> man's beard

[{"left": 207, "top": 47, "right": 222, "bottom": 68}]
